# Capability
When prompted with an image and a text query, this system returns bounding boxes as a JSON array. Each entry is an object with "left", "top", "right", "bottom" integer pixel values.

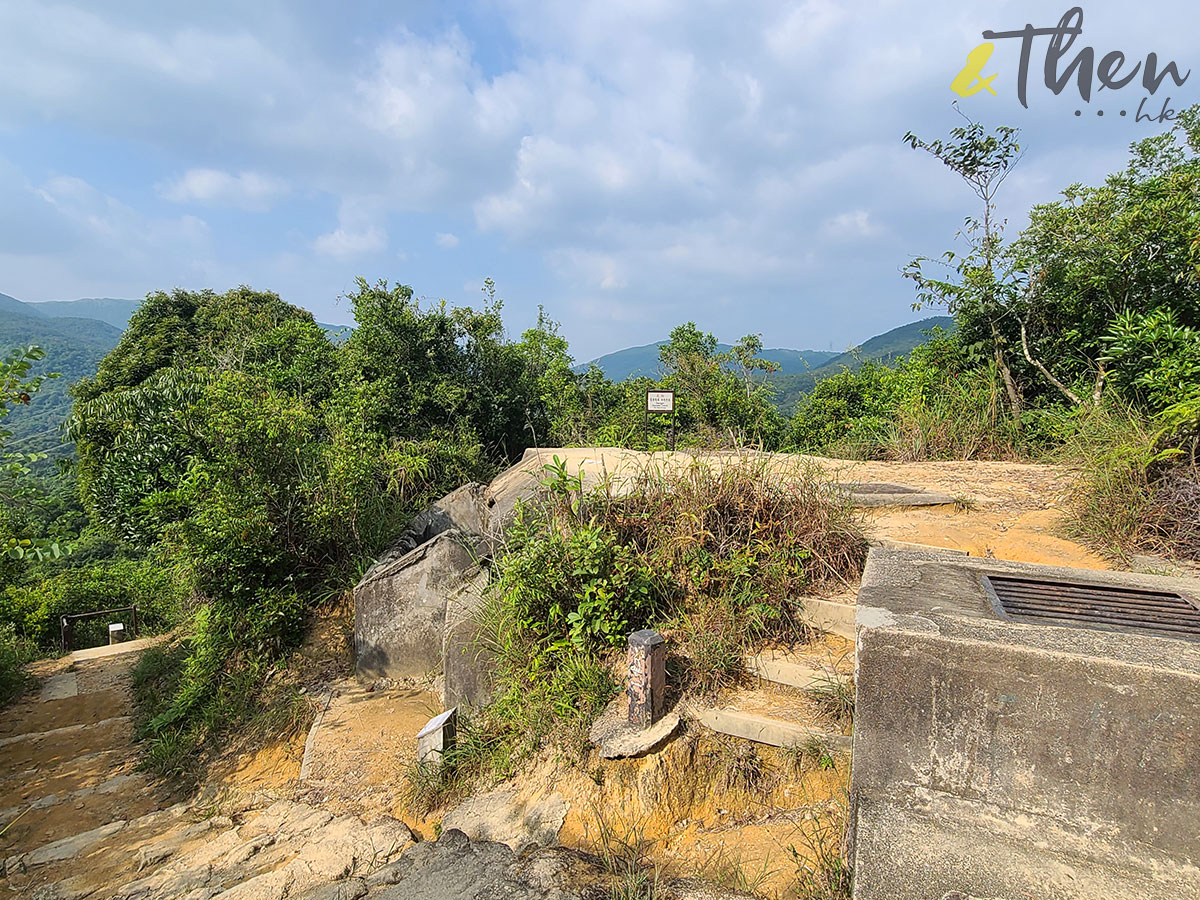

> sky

[{"left": 0, "top": 1, "right": 1196, "bottom": 362}]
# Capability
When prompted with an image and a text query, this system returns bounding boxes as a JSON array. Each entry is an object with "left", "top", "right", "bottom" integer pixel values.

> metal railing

[{"left": 60, "top": 605, "right": 139, "bottom": 653}]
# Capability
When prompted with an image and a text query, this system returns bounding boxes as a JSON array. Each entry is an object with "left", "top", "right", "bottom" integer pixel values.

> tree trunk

[{"left": 991, "top": 323, "right": 1023, "bottom": 423}]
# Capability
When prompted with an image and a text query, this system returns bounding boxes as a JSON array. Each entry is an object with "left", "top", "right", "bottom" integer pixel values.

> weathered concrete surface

[
  {"left": 796, "top": 597, "right": 856, "bottom": 641},
  {"left": 851, "top": 548, "right": 1200, "bottom": 900},
  {"left": 842, "top": 482, "right": 955, "bottom": 508},
  {"left": 695, "top": 707, "right": 851, "bottom": 753},
  {"left": 745, "top": 652, "right": 825, "bottom": 689},
  {"left": 481, "top": 447, "right": 552, "bottom": 549},
  {"left": 442, "top": 568, "right": 494, "bottom": 709},
  {"left": 355, "top": 530, "right": 482, "bottom": 681},
  {"left": 376, "top": 483, "right": 491, "bottom": 567}
]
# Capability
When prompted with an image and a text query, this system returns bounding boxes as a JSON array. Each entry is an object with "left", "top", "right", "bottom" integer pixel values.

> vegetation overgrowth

[
  {"left": 405, "top": 454, "right": 867, "bottom": 809},
  {"left": 1, "top": 102, "right": 1199, "bottom": 807}
]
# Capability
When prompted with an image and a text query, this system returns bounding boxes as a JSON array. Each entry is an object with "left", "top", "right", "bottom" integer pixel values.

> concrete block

[
  {"left": 442, "top": 568, "right": 493, "bottom": 710},
  {"left": 628, "top": 629, "right": 666, "bottom": 727},
  {"left": 695, "top": 707, "right": 851, "bottom": 753},
  {"left": 851, "top": 547, "right": 1200, "bottom": 900},
  {"left": 417, "top": 708, "right": 457, "bottom": 767},
  {"left": 366, "top": 483, "right": 491, "bottom": 576},
  {"left": 354, "top": 530, "right": 481, "bottom": 681}
]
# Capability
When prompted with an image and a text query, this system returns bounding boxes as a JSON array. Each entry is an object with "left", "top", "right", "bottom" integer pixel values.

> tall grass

[
  {"left": 0, "top": 624, "right": 35, "bottom": 708},
  {"left": 1055, "top": 402, "right": 1164, "bottom": 558},
  {"left": 888, "top": 366, "right": 1021, "bottom": 461},
  {"left": 405, "top": 455, "right": 869, "bottom": 809}
]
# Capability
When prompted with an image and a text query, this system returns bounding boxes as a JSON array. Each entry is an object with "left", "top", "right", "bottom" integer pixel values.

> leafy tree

[
  {"left": 1, "top": 346, "right": 66, "bottom": 561},
  {"left": 903, "top": 111, "right": 1026, "bottom": 420},
  {"left": 1013, "top": 106, "right": 1200, "bottom": 409}
]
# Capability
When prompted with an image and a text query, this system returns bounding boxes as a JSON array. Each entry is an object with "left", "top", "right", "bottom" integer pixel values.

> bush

[
  {"left": 0, "top": 623, "right": 35, "bottom": 707},
  {"left": 1, "top": 558, "right": 184, "bottom": 651},
  {"left": 411, "top": 455, "right": 869, "bottom": 807}
]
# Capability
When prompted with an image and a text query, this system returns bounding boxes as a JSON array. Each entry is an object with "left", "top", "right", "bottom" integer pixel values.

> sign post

[{"left": 645, "top": 389, "right": 676, "bottom": 451}]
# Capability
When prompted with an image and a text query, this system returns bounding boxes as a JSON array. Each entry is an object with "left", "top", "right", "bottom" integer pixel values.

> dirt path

[{"left": 0, "top": 638, "right": 180, "bottom": 897}]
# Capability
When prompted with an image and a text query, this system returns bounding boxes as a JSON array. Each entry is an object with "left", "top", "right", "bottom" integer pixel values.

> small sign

[{"left": 646, "top": 390, "right": 674, "bottom": 413}]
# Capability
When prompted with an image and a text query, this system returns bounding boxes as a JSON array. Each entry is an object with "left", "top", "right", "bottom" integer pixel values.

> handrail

[{"left": 60, "top": 604, "right": 139, "bottom": 653}]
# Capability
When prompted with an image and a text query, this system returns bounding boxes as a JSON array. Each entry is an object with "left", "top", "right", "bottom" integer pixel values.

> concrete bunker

[{"left": 851, "top": 547, "right": 1200, "bottom": 900}]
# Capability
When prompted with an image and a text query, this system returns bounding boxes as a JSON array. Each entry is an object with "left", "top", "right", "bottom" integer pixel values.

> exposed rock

[
  {"left": 588, "top": 697, "right": 681, "bottom": 759},
  {"left": 442, "top": 787, "right": 569, "bottom": 855},
  {"left": 109, "top": 802, "right": 413, "bottom": 900},
  {"left": 363, "top": 829, "right": 582, "bottom": 900},
  {"left": 355, "top": 531, "right": 483, "bottom": 680}
]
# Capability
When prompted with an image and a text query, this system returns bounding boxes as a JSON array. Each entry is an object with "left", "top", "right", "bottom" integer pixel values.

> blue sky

[{"left": 0, "top": 1, "right": 1195, "bottom": 361}]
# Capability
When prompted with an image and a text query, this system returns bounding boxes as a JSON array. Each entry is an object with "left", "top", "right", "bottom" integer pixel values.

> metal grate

[{"left": 983, "top": 575, "right": 1200, "bottom": 639}]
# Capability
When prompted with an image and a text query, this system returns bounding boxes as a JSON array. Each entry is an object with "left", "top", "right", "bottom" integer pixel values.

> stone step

[
  {"left": 3, "top": 802, "right": 191, "bottom": 876},
  {"left": 0, "top": 715, "right": 131, "bottom": 750},
  {"left": 695, "top": 707, "right": 851, "bottom": 754},
  {"left": 0, "top": 771, "right": 148, "bottom": 827},
  {"left": 745, "top": 653, "right": 827, "bottom": 690},
  {"left": 795, "top": 598, "right": 856, "bottom": 642}
]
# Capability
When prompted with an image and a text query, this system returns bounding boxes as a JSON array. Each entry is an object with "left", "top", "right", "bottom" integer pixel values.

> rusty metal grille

[{"left": 983, "top": 575, "right": 1200, "bottom": 639}]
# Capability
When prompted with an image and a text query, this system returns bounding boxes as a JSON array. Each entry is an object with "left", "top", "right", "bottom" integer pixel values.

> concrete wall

[
  {"left": 354, "top": 530, "right": 481, "bottom": 681},
  {"left": 851, "top": 549, "right": 1200, "bottom": 900}
]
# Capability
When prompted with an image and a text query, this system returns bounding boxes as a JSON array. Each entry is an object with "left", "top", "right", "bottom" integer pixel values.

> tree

[
  {"left": 1, "top": 346, "right": 65, "bottom": 561},
  {"left": 903, "top": 110, "right": 1026, "bottom": 420},
  {"left": 1013, "top": 106, "right": 1200, "bottom": 409}
]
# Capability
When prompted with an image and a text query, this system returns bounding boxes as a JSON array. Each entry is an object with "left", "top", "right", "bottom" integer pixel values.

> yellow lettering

[{"left": 952, "top": 42, "right": 999, "bottom": 97}]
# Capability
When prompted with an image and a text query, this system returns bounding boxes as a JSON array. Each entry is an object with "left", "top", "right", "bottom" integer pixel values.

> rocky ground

[{"left": 0, "top": 636, "right": 753, "bottom": 900}]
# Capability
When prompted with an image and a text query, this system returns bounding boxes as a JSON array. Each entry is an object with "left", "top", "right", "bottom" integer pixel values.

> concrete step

[
  {"left": 871, "top": 537, "right": 968, "bottom": 556},
  {"left": 695, "top": 706, "right": 851, "bottom": 754},
  {"left": 745, "top": 653, "right": 827, "bottom": 690},
  {"left": 795, "top": 598, "right": 856, "bottom": 642}
]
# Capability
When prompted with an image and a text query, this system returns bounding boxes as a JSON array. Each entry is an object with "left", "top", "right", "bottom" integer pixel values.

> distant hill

[
  {"left": 0, "top": 293, "right": 125, "bottom": 458},
  {"left": 810, "top": 316, "right": 955, "bottom": 375},
  {"left": 578, "top": 342, "right": 839, "bottom": 381},
  {"left": 767, "top": 316, "right": 956, "bottom": 414},
  {"left": 26, "top": 297, "right": 141, "bottom": 330}
]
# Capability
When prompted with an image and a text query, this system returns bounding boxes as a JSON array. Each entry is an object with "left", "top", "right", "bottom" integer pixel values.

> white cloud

[
  {"left": 312, "top": 225, "right": 386, "bottom": 261},
  {"left": 159, "top": 169, "right": 289, "bottom": 211},
  {"left": 823, "top": 210, "right": 884, "bottom": 240},
  {"left": 0, "top": 0, "right": 1186, "bottom": 358}
]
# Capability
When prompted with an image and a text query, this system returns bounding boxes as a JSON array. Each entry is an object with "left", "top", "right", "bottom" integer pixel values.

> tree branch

[{"left": 1020, "top": 319, "right": 1082, "bottom": 406}]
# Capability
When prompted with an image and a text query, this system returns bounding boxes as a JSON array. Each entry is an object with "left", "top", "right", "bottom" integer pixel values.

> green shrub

[
  {"left": 0, "top": 623, "right": 35, "bottom": 707},
  {"left": 1, "top": 558, "right": 183, "bottom": 651}
]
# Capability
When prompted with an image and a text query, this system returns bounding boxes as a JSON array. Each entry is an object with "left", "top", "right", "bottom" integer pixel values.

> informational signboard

[{"left": 646, "top": 389, "right": 675, "bottom": 413}]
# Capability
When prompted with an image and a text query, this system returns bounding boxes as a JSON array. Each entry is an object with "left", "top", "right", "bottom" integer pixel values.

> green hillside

[
  {"left": 578, "top": 341, "right": 838, "bottom": 381},
  {"left": 766, "top": 316, "right": 956, "bottom": 414},
  {"left": 0, "top": 293, "right": 124, "bottom": 458},
  {"left": 26, "top": 297, "right": 141, "bottom": 330}
]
